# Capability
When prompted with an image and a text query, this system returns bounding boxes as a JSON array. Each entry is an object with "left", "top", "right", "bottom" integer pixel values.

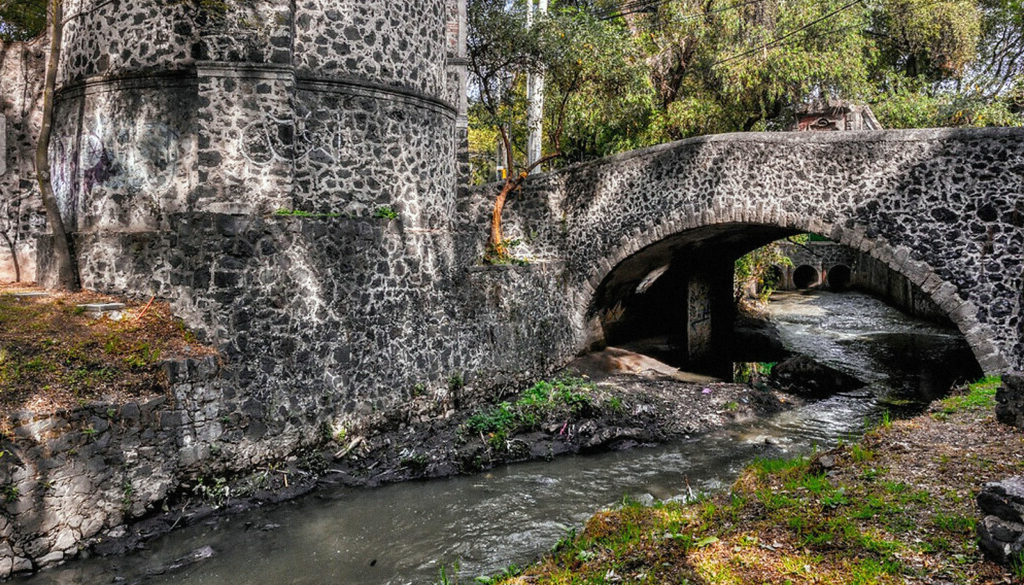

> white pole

[{"left": 526, "top": 0, "right": 546, "bottom": 173}]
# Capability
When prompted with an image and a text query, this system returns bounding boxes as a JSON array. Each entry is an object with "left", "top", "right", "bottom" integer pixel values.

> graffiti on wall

[
  {"left": 237, "top": 100, "right": 427, "bottom": 171},
  {"left": 51, "top": 121, "right": 181, "bottom": 225}
]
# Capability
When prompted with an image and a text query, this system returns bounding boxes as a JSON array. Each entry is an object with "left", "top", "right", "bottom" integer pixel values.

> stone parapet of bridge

[{"left": 482, "top": 128, "right": 1024, "bottom": 374}]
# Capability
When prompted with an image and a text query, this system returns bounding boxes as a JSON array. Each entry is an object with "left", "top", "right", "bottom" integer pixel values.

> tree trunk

[
  {"left": 34, "top": 0, "right": 79, "bottom": 291},
  {"left": 488, "top": 179, "right": 516, "bottom": 260}
]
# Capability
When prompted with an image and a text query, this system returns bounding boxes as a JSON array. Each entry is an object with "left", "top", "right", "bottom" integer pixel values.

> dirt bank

[
  {"left": 85, "top": 347, "right": 796, "bottom": 560},
  {"left": 484, "top": 376, "right": 1022, "bottom": 585}
]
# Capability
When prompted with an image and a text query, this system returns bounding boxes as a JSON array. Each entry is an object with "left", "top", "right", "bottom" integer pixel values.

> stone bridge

[
  {"left": 496, "top": 128, "right": 1024, "bottom": 374},
  {"left": 1, "top": 0, "right": 1023, "bottom": 573}
]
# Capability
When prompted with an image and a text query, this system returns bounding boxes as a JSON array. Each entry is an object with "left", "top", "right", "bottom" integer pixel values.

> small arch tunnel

[
  {"left": 827, "top": 264, "right": 852, "bottom": 290},
  {"left": 586, "top": 223, "right": 969, "bottom": 379},
  {"left": 588, "top": 223, "right": 800, "bottom": 377},
  {"left": 792, "top": 265, "right": 820, "bottom": 289}
]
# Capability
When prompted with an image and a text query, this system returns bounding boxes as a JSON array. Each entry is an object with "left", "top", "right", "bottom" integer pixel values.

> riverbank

[
  {"left": 481, "top": 376, "right": 1022, "bottom": 585},
  {"left": 89, "top": 352, "right": 794, "bottom": 559},
  {"left": 0, "top": 283, "right": 801, "bottom": 577},
  {"left": 325, "top": 354, "right": 791, "bottom": 486}
]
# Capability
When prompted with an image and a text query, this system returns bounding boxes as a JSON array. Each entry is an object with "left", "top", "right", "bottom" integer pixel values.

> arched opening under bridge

[{"left": 585, "top": 223, "right": 981, "bottom": 384}]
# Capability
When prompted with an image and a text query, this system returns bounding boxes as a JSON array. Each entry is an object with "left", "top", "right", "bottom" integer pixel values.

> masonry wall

[
  {"left": 4, "top": 0, "right": 1023, "bottom": 577},
  {"left": 4, "top": 0, "right": 506, "bottom": 575},
  {"left": 0, "top": 36, "right": 47, "bottom": 283},
  {"left": 0, "top": 357, "right": 234, "bottom": 575},
  {"left": 851, "top": 251, "right": 948, "bottom": 322}
]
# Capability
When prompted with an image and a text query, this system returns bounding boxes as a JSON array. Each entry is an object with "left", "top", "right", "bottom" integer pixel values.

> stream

[{"left": 14, "top": 291, "right": 981, "bottom": 585}]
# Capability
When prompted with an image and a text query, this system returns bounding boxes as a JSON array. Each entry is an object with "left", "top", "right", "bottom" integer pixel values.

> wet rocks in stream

[{"left": 768, "top": 354, "right": 865, "bottom": 398}]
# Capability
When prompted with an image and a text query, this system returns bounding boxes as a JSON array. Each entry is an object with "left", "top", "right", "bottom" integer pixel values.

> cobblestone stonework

[
  {"left": 978, "top": 474, "right": 1024, "bottom": 565},
  {"left": 494, "top": 129, "right": 1024, "bottom": 374},
  {"left": 0, "top": 34, "right": 47, "bottom": 282},
  {"left": 1, "top": 0, "right": 1023, "bottom": 576},
  {"left": 0, "top": 358, "right": 238, "bottom": 576}
]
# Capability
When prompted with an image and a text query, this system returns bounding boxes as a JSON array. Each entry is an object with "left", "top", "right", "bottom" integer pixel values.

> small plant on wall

[{"left": 373, "top": 206, "right": 399, "bottom": 221}]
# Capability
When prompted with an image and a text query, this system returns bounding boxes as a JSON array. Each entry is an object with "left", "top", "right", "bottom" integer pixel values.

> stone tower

[{"left": 49, "top": 0, "right": 467, "bottom": 240}]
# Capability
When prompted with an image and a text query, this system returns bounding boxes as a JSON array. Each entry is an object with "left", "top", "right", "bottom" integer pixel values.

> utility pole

[{"left": 526, "top": 0, "right": 547, "bottom": 173}]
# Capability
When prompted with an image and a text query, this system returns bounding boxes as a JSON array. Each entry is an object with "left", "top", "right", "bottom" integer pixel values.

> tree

[
  {"left": 551, "top": 0, "right": 1019, "bottom": 148},
  {"left": 0, "top": 0, "right": 46, "bottom": 41},
  {"left": 1, "top": 0, "right": 79, "bottom": 289},
  {"left": 468, "top": 0, "right": 638, "bottom": 262},
  {"left": 34, "top": 0, "right": 78, "bottom": 289}
]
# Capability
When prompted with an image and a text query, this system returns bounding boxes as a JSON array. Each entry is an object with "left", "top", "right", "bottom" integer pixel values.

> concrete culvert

[
  {"left": 793, "top": 264, "right": 819, "bottom": 289},
  {"left": 827, "top": 264, "right": 852, "bottom": 290}
]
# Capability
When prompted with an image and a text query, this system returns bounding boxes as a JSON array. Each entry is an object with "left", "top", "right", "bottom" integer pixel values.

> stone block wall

[
  {"left": 0, "top": 35, "right": 47, "bottom": 283},
  {"left": 978, "top": 475, "right": 1024, "bottom": 566},
  {"left": 50, "top": 75, "right": 198, "bottom": 233},
  {"left": 0, "top": 357, "right": 232, "bottom": 579},
  {"left": 851, "top": 251, "right": 947, "bottom": 322},
  {"left": 58, "top": 0, "right": 198, "bottom": 85},
  {"left": 293, "top": 0, "right": 449, "bottom": 97},
  {"left": 996, "top": 374, "right": 1024, "bottom": 429},
  {"left": 290, "top": 85, "right": 457, "bottom": 223}
]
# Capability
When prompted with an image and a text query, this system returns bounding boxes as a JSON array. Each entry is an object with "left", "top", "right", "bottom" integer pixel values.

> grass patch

[
  {"left": 485, "top": 376, "right": 1016, "bottom": 585},
  {"left": 273, "top": 209, "right": 342, "bottom": 218},
  {"left": 461, "top": 373, "right": 595, "bottom": 449},
  {"left": 0, "top": 285, "right": 214, "bottom": 415},
  {"left": 937, "top": 375, "right": 1001, "bottom": 414},
  {"left": 373, "top": 205, "right": 399, "bottom": 220}
]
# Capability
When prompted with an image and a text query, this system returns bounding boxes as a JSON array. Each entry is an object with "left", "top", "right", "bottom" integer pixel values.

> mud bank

[{"left": 71, "top": 348, "right": 795, "bottom": 566}]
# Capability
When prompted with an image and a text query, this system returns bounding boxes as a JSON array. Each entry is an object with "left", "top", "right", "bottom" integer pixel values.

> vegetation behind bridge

[{"left": 467, "top": 0, "right": 1024, "bottom": 182}]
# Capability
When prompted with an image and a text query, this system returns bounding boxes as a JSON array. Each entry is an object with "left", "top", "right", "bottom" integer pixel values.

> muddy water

[{"left": 15, "top": 291, "right": 980, "bottom": 585}]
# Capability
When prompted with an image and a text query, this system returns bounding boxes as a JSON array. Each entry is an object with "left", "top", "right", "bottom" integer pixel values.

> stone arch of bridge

[{"left": 576, "top": 207, "right": 1008, "bottom": 375}]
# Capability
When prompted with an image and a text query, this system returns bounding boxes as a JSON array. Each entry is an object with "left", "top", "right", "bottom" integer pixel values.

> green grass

[
  {"left": 273, "top": 209, "right": 342, "bottom": 218},
  {"left": 749, "top": 456, "right": 811, "bottom": 479},
  {"left": 462, "top": 373, "right": 596, "bottom": 449},
  {"left": 373, "top": 205, "right": 399, "bottom": 220},
  {"left": 938, "top": 375, "right": 1001, "bottom": 414}
]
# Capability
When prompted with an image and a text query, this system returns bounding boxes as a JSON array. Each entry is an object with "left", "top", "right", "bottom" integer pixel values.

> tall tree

[
  {"left": 0, "top": 0, "right": 46, "bottom": 41},
  {"left": 1, "top": 0, "right": 79, "bottom": 288},
  {"left": 34, "top": 0, "right": 79, "bottom": 290},
  {"left": 468, "top": 0, "right": 637, "bottom": 261}
]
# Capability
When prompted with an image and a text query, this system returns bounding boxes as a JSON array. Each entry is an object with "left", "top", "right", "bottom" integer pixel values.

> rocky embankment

[{"left": 84, "top": 346, "right": 798, "bottom": 563}]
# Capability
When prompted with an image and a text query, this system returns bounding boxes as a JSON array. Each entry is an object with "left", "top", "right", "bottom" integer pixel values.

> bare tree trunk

[
  {"left": 34, "top": 0, "right": 79, "bottom": 291},
  {"left": 488, "top": 179, "right": 516, "bottom": 259},
  {"left": 1, "top": 232, "right": 21, "bottom": 283}
]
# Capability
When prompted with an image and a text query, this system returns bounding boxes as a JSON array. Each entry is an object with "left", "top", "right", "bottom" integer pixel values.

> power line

[{"left": 713, "top": 0, "right": 864, "bottom": 66}]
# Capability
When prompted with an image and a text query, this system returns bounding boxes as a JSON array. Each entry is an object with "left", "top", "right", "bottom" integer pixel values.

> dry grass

[
  {"left": 483, "top": 378, "right": 1023, "bottom": 585},
  {"left": 0, "top": 283, "right": 215, "bottom": 417}
]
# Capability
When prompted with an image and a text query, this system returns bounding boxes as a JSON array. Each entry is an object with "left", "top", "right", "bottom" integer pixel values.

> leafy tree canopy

[
  {"left": 0, "top": 0, "right": 46, "bottom": 42},
  {"left": 468, "top": 0, "right": 1024, "bottom": 180}
]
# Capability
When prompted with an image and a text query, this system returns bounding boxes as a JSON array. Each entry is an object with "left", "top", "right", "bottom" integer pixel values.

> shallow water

[{"left": 15, "top": 291, "right": 980, "bottom": 585}]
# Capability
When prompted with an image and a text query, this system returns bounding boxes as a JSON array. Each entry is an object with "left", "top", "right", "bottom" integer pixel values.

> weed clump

[{"left": 461, "top": 373, "right": 595, "bottom": 449}]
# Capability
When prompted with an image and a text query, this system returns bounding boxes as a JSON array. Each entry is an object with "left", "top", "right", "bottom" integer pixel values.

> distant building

[{"left": 791, "top": 100, "right": 883, "bottom": 132}]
